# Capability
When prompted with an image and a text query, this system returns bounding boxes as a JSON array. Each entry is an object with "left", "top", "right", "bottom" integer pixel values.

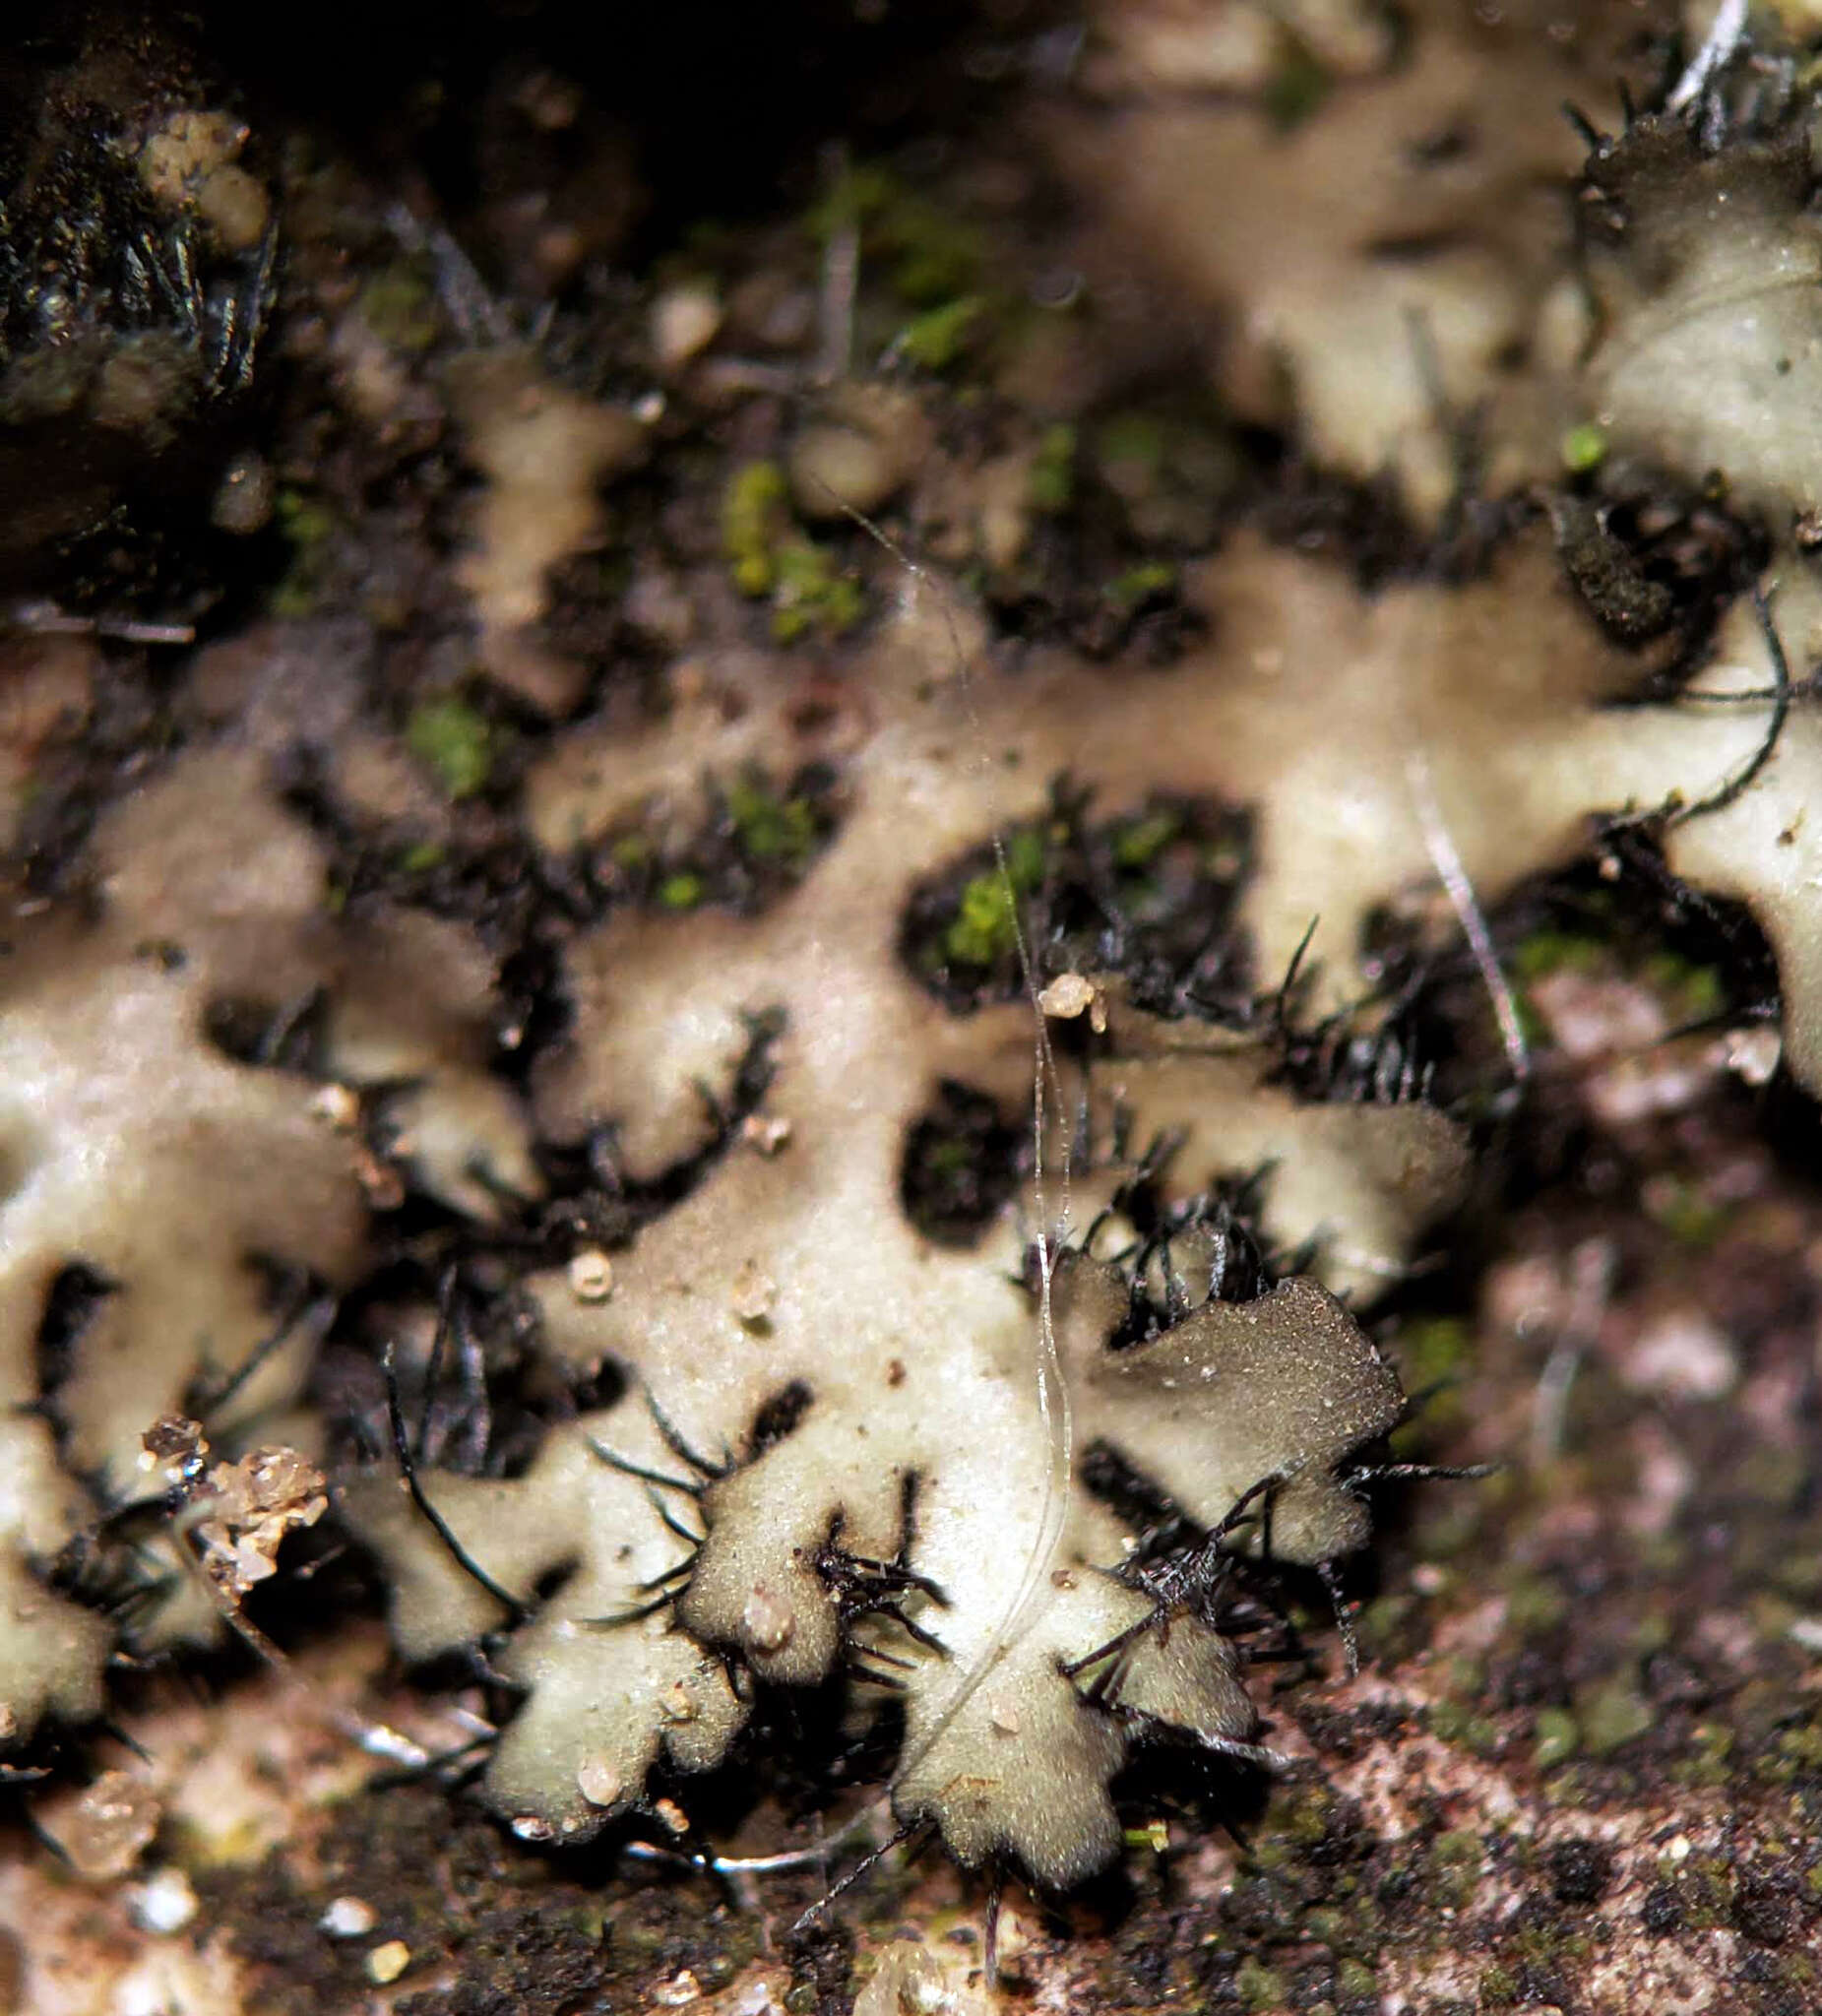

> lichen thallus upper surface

[
  {"left": 19, "top": 7, "right": 1822, "bottom": 1977},
  {"left": 346, "top": 557, "right": 1475, "bottom": 1889}
]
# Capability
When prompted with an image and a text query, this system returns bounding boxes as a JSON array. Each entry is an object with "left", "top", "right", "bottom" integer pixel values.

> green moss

[
  {"left": 359, "top": 259, "right": 441, "bottom": 351},
  {"left": 407, "top": 696, "right": 492, "bottom": 800},
  {"left": 271, "top": 487, "right": 338, "bottom": 617},
  {"left": 771, "top": 538, "right": 863, "bottom": 643},
  {"left": 1675, "top": 1857, "right": 1736, "bottom": 1930},
  {"left": 1095, "top": 410, "right": 1167, "bottom": 482},
  {"left": 658, "top": 870, "right": 705, "bottom": 912},
  {"left": 1029, "top": 422, "right": 1077, "bottom": 514},
  {"left": 1264, "top": 35, "right": 1331, "bottom": 130},
  {"left": 723, "top": 463, "right": 860, "bottom": 638},
  {"left": 1430, "top": 1829, "right": 1484, "bottom": 1909},
  {"left": 725, "top": 775, "right": 819, "bottom": 866},
  {"left": 1478, "top": 1962, "right": 1518, "bottom": 2005},
  {"left": 941, "top": 828, "right": 1046, "bottom": 970},
  {"left": 399, "top": 840, "right": 446, "bottom": 873},
  {"left": 1510, "top": 928, "right": 1607, "bottom": 985},
  {"left": 724, "top": 460, "right": 790, "bottom": 597},
  {"left": 1508, "top": 1922, "right": 1592, "bottom": 1970},
  {"left": 807, "top": 162, "right": 985, "bottom": 306},
  {"left": 1641, "top": 950, "right": 1725, "bottom": 1025},
  {"left": 803, "top": 161, "right": 895, "bottom": 244},
  {"left": 1533, "top": 1706, "right": 1580, "bottom": 1772},
  {"left": 1357, "top": 1591, "right": 1419, "bottom": 1662},
  {"left": 1504, "top": 1573, "right": 1567, "bottom": 1637},
  {"left": 891, "top": 294, "right": 986, "bottom": 371},
  {"left": 1578, "top": 1677, "right": 1653, "bottom": 1756},
  {"left": 1428, "top": 1698, "right": 1500, "bottom": 1756},
  {"left": 1672, "top": 1720, "right": 1733, "bottom": 1789},
  {"left": 1641, "top": 1174, "right": 1729, "bottom": 1250},
  {"left": 1770, "top": 1550, "right": 1822, "bottom": 1600},
  {"left": 945, "top": 875, "right": 1020, "bottom": 968},
  {"left": 1432, "top": 1829, "right": 1482, "bottom": 1867},
  {"left": 1103, "top": 562, "right": 1177, "bottom": 615},
  {"left": 1110, "top": 807, "right": 1182, "bottom": 871},
  {"left": 1388, "top": 1315, "right": 1476, "bottom": 1457},
  {"left": 1561, "top": 421, "right": 1608, "bottom": 473},
  {"left": 1760, "top": 1718, "right": 1822, "bottom": 1785},
  {"left": 1335, "top": 1958, "right": 1376, "bottom": 2000},
  {"left": 1234, "top": 1957, "right": 1287, "bottom": 2011}
]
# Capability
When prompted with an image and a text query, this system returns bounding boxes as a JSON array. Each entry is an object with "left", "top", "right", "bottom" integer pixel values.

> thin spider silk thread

[{"left": 706, "top": 496, "right": 1078, "bottom": 1890}]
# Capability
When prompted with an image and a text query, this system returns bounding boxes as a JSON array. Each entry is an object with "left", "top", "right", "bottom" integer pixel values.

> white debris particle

[
  {"left": 310, "top": 1082, "right": 361, "bottom": 1130},
  {"left": 568, "top": 1248, "right": 615, "bottom": 1302},
  {"left": 652, "top": 284, "right": 723, "bottom": 373},
  {"left": 1620, "top": 1312, "right": 1737, "bottom": 1403},
  {"left": 1037, "top": 972, "right": 1106, "bottom": 1032},
  {"left": 742, "top": 1583, "right": 795, "bottom": 1653},
  {"left": 730, "top": 1258, "right": 778, "bottom": 1323},
  {"left": 1722, "top": 1024, "right": 1782, "bottom": 1087},
  {"left": 740, "top": 1112, "right": 792, "bottom": 1156},
  {"left": 191, "top": 1444, "right": 330, "bottom": 1599},
  {"left": 320, "top": 1895, "right": 379, "bottom": 1938},
  {"left": 576, "top": 1757, "right": 623, "bottom": 1806},
  {"left": 654, "top": 1971, "right": 702, "bottom": 2007},
  {"left": 35, "top": 1768, "right": 162, "bottom": 1878},
  {"left": 129, "top": 1865, "right": 199, "bottom": 1934}
]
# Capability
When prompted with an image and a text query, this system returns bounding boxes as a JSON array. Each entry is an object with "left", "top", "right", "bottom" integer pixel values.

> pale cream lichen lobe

[{"left": 0, "top": 742, "right": 536, "bottom": 1740}]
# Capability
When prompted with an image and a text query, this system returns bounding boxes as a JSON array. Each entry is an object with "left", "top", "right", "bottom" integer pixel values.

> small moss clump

[
  {"left": 407, "top": 695, "right": 492, "bottom": 800},
  {"left": 658, "top": 870, "right": 706, "bottom": 912},
  {"left": 1263, "top": 35, "right": 1331, "bottom": 130},
  {"left": 1336, "top": 1958, "right": 1377, "bottom": 2000},
  {"left": 891, "top": 294, "right": 986, "bottom": 371},
  {"left": 1561, "top": 421, "right": 1608, "bottom": 473},
  {"left": 358, "top": 260, "right": 441, "bottom": 351},
  {"left": 724, "top": 775, "right": 820, "bottom": 868},
  {"left": 1029, "top": 422, "right": 1077, "bottom": 514},
  {"left": 941, "top": 827, "right": 1046, "bottom": 970},
  {"left": 1109, "top": 806, "right": 1182, "bottom": 871},
  {"left": 1233, "top": 1956, "right": 1288, "bottom": 2011},
  {"left": 724, "top": 460, "right": 791, "bottom": 597},
  {"left": 806, "top": 161, "right": 985, "bottom": 307},
  {"left": 1428, "top": 1695, "right": 1501, "bottom": 1756},
  {"left": 1578, "top": 1676, "right": 1653, "bottom": 1757},
  {"left": 1103, "top": 562, "right": 1178, "bottom": 617},
  {"left": 271, "top": 487, "right": 338, "bottom": 617},
  {"left": 1533, "top": 1706, "right": 1580, "bottom": 1771},
  {"left": 771, "top": 538, "right": 863, "bottom": 643},
  {"left": 724, "top": 462, "right": 863, "bottom": 639},
  {"left": 1389, "top": 1315, "right": 1475, "bottom": 1454}
]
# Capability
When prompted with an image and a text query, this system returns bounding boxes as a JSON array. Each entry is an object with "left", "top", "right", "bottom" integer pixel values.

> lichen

[
  {"left": 0, "top": 748, "right": 536, "bottom": 1741},
  {"left": 349, "top": 592, "right": 1472, "bottom": 1884}
]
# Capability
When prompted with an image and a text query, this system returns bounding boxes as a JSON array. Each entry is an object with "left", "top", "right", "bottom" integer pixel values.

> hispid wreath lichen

[{"left": 17, "top": 0, "right": 1822, "bottom": 1952}]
